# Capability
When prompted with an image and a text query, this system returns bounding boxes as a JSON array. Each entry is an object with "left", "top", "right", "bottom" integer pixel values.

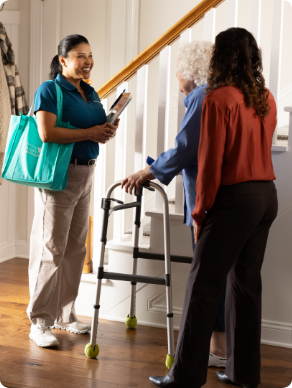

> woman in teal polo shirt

[{"left": 27, "top": 34, "right": 118, "bottom": 348}]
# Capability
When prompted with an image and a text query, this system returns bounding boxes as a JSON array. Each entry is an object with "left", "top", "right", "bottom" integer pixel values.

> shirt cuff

[
  {"left": 149, "top": 166, "right": 173, "bottom": 186},
  {"left": 191, "top": 210, "right": 206, "bottom": 228}
]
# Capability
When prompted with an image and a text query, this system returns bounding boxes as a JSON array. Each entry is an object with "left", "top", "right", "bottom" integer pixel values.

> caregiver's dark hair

[
  {"left": 206, "top": 28, "right": 271, "bottom": 118},
  {"left": 49, "top": 34, "right": 90, "bottom": 80}
]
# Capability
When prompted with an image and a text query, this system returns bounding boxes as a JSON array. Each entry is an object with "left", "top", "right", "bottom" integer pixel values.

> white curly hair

[{"left": 176, "top": 41, "right": 213, "bottom": 87}]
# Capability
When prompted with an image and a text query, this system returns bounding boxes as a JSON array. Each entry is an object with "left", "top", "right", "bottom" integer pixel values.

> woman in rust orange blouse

[{"left": 150, "top": 28, "right": 278, "bottom": 388}]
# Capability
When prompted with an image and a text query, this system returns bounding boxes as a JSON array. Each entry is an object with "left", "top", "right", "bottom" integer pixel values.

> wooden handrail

[{"left": 97, "top": 0, "right": 223, "bottom": 99}]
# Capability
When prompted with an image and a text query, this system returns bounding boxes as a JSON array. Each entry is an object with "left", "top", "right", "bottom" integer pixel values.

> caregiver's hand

[
  {"left": 193, "top": 221, "right": 202, "bottom": 244},
  {"left": 122, "top": 166, "right": 155, "bottom": 195},
  {"left": 87, "top": 124, "right": 116, "bottom": 144},
  {"left": 105, "top": 118, "right": 120, "bottom": 137}
]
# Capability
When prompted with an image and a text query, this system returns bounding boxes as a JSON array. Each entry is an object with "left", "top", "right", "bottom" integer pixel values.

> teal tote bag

[{"left": 1, "top": 81, "right": 77, "bottom": 191}]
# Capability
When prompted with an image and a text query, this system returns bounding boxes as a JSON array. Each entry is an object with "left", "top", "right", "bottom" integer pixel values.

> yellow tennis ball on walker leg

[{"left": 85, "top": 343, "right": 99, "bottom": 358}]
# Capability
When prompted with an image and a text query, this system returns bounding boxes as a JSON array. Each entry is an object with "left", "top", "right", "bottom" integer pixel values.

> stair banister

[{"left": 97, "top": 0, "right": 224, "bottom": 99}]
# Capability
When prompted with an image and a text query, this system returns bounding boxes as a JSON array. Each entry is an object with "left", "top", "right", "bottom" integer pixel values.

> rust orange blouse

[{"left": 191, "top": 86, "right": 277, "bottom": 227}]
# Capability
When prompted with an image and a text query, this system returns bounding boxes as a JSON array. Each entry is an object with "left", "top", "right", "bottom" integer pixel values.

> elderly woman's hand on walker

[
  {"left": 193, "top": 221, "right": 201, "bottom": 243},
  {"left": 122, "top": 166, "right": 155, "bottom": 195}
]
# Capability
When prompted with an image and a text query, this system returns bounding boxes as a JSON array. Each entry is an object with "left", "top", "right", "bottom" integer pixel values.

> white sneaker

[
  {"left": 208, "top": 352, "right": 227, "bottom": 367},
  {"left": 29, "top": 324, "right": 59, "bottom": 348},
  {"left": 54, "top": 321, "right": 91, "bottom": 334}
]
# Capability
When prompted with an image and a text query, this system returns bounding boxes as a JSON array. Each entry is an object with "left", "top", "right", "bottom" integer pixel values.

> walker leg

[
  {"left": 129, "top": 223, "right": 139, "bottom": 321},
  {"left": 159, "top": 185, "right": 175, "bottom": 369},
  {"left": 125, "top": 193, "right": 142, "bottom": 329},
  {"left": 85, "top": 201, "right": 109, "bottom": 359}
]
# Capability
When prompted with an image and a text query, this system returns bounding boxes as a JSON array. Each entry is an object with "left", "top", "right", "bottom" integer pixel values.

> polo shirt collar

[
  {"left": 55, "top": 74, "right": 95, "bottom": 96},
  {"left": 80, "top": 79, "right": 95, "bottom": 96},
  {"left": 56, "top": 74, "right": 76, "bottom": 91}
]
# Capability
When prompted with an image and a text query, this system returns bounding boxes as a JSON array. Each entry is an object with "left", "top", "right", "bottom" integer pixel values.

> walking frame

[{"left": 84, "top": 180, "right": 192, "bottom": 369}]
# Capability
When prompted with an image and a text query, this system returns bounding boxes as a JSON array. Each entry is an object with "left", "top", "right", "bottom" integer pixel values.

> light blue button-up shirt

[{"left": 148, "top": 84, "right": 207, "bottom": 226}]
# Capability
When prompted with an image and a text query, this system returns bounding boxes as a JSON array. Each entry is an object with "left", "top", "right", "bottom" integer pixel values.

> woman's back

[
  {"left": 193, "top": 85, "right": 277, "bottom": 226},
  {"left": 199, "top": 86, "right": 276, "bottom": 185}
]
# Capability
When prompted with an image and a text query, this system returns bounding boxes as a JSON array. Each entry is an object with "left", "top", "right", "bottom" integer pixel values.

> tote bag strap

[
  {"left": 46, "top": 80, "right": 64, "bottom": 125},
  {"left": 27, "top": 102, "right": 35, "bottom": 117},
  {"left": 41, "top": 81, "right": 64, "bottom": 178}
]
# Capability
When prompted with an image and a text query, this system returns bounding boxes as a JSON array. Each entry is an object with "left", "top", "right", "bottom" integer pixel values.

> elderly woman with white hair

[{"left": 121, "top": 41, "right": 227, "bottom": 367}]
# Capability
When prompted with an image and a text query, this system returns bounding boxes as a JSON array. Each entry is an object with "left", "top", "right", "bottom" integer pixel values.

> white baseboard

[
  {"left": 0, "top": 240, "right": 29, "bottom": 262},
  {"left": 0, "top": 242, "right": 16, "bottom": 263},
  {"left": 261, "top": 319, "right": 292, "bottom": 349},
  {"left": 15, "top": 240, "right": 29, "bottom": 259}
]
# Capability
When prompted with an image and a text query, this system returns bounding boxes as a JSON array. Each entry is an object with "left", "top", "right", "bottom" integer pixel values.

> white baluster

[
  {"left": 269, "top": 0, "right": 285, "bottom": 144},
  {"left": 204, "top": 8, "right": 216, "bottom": 42},
  {"left": 225, "top": 0, "right": 238, "bottom": 28},
  {"left": 177, "top": 29, "right": 191, "bottom": 127},
  {"left": 175, "top": 29, "right": 192, "bottom": 214},
  {"left": 249, "top": 0, "right": 262, "bottom": 43},
  {"left": 135, "top": 65, "right": 149, "bottom": 242},
  {"left": 135, "top": 66, "right": 148, "bottom": 170},
  {"left": 164, "top": 40, "right": 183, "bottom": 207},
  {"left": 113, "top": 83, "right": 128, "bottom": 241},
  {"left": 156, "top": 46, "right": 171, "bottom": 212},
  {"left": 123, "top": 76, "right": 138, "bottom": 236},
  {"left": 93, "top": 99, "right": 108, "bottom": 270}
]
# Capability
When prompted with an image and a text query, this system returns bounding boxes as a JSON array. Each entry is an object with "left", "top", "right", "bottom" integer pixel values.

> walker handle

[
  {"left": 108, "top": 198, "right": 124, "bottom": 205},
  {"left": 141, "top": 180, "right": 155, "bottom": 192}
]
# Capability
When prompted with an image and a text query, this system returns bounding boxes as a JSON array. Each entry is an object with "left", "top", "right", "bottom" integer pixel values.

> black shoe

[
  {"left": 216, "top": 371, "right": 258, "bottom": 388},
  {"left": 149, "top": 375, "right": 192, "bottom": 388},
  {"left": 149, "top": 376, "right": 180, "bottom": 387}
]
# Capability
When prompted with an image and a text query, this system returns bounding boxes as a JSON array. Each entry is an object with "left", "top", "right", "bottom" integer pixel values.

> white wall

[
  {"left": 139, "top": 0, "right": 201, "bottom": 51},
  {"left": 1, "top": 0, "right": 19, "bottom": 10},
  {"left": 21, "top": 0, "right": 107, "bottom": 92}
]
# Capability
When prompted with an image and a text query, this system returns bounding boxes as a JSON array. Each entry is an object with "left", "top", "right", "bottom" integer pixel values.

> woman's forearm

[
  {"left": 36, "top": 110, "right": 117, "bottom": 145},
  {"left": 41, "top": 126, "right": 90, "bottom": 144}
]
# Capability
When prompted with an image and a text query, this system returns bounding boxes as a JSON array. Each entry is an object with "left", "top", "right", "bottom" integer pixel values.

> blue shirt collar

[
  {"left": 184, "top": 86, "right": 199, "bottom": 108},
  {"left": 55, "top": 74, "right": 95, "bottom": 96},
  {"left": 184, "top": 85, "right": 206, "bottom": 108}
]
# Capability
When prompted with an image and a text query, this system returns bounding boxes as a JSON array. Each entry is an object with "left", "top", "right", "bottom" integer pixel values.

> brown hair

[{"left": 206, "top": 28, "right": 270, "bottom": 118}]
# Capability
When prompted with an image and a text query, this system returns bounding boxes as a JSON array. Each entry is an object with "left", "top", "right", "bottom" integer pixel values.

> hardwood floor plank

[{"left": 0, "top": 258, "right": 291, "bottom": 388}]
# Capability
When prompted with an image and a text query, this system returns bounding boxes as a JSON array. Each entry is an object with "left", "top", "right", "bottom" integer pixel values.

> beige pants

[{"left": 27, "top": 164, "right": 95, "bottom": 326}]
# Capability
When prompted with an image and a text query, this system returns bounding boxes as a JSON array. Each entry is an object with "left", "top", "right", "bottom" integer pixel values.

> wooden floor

[{"left": 0, "top": 259, "right": 291, "bottom": 388}]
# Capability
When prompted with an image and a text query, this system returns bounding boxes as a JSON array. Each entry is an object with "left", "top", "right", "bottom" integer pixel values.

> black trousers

[
  {"left": 168, "top": 181, "right": 278, "bottom": 387},
  {"left": 191, "top": 226, "right": 226, "bottom": 332}
]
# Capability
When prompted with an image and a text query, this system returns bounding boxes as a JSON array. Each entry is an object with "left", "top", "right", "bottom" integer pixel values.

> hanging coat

[
  {"left": 0, "top": 50, "right": 10, "bottom": 184},
  {"left": 0, "top": 22, "right": 29, "bottom": 115},
  {"left": 0, "top": 21, "right": 29, "bottom": 184}
]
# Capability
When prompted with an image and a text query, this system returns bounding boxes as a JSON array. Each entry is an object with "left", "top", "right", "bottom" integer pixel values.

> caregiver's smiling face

[{"left": 60, "top": 42, "right": 94, "bottom": 81}]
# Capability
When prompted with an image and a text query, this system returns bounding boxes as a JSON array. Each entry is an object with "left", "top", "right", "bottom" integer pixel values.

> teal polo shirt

[{"left": 34, "top": 74, "right": 107, "bottom": 160}]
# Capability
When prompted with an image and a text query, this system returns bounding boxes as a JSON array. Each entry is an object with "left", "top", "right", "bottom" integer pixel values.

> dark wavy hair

[
  {"left": 49, "top": 34, "right": 89, "bottom": 80},
  {"left": 206, "top": 28, "right": 270, "bottom": 118}
]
